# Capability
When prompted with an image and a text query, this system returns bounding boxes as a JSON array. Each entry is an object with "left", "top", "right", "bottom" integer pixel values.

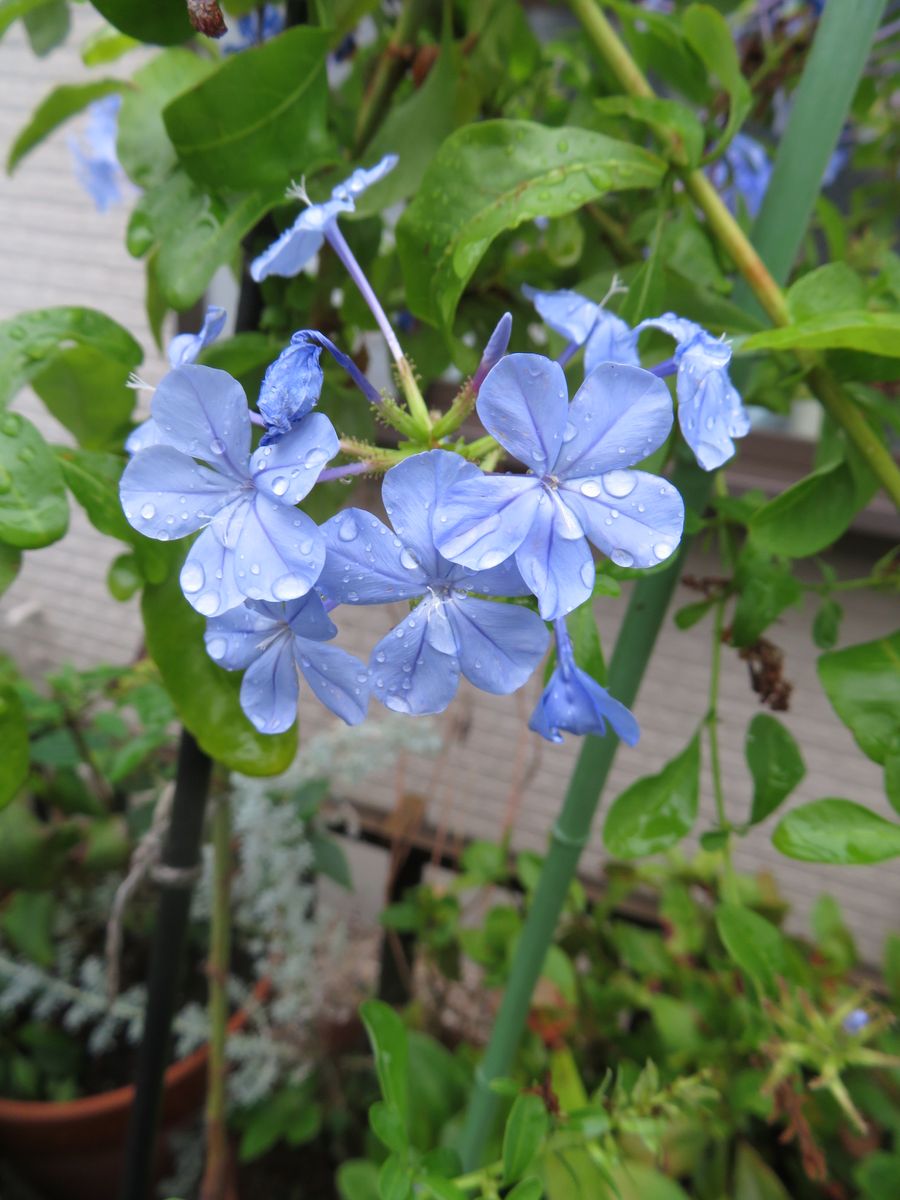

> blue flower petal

[
  {"left": 555, "top": 363, "right": 674, "bottom": 480},
  {"left": 529, "top": 665, "right": 640, "bottom": 745},
  {"left": 151, "top": 365, "right": 251, "bottom": 481},
  {"left": 384, "top": 450, "right": 479, "bottom": 578},
  {"left": 168, "top": 306, "right": 227, "bottom": 369},
  {"left": 281, "top": 591, "right": 338, "bottom": 642},
  {"left": 257, "top": 334, "right": 325, "bottom": 439},
  {"left": 234, "top": 495, "right": 324, "bottom": 602},
  {"left": 370, "top": 603, "right": 459, "bottom": 716},
  {"left": 295, "top": 639, "right": 369, "bottom": 725},
  {"left": 477, "top": 353, "right": 569, "bottom": 474},
  {"left": 181, "top": 524, "right": 247, "bottom": 617},
  {"left": 319, "top": 508, "right": 427, "bottom": 604},
  {"left": 452, "top": 554, "right": 533, "bottom": 598},
  {"left": 584, "top": 312, "right": 640, "bottom": 373},
  {"left": 514, "top": 492, "right": 594, "bottom": 620},
  {"left": 472, "top": 312, "right": 513, "bottom": 392},
  {"left": 444, "top": 595, "right": 549, "bottom": 695},
  {"left": 250, "top": 412, "right": 338, "bottom": 505},
  {"left": 675, "top": 339, "right": 750, "bottom": 471},
  {"left": 434, "top": 473, "right": 542, "bottom": 571},
  {"left": 125, "top": 417, "right": 165, "bottom": 456},
  {"left": 561, "top": 469, "right": 684, "bottom": 570},
  {"left": 522, "top": 286, "right": 600, "bottom": 344},
  {"left": 240, "top": 635, "right": 300, "bottom": 733},
  {"left": 330, "top": 154, "right": 398, "bottom": 203},
  {"left": 250, "top": 198, "right": 352, "bottom": 283},
  {"left": 120, "top": 445, "right": 238, "bottom": 541},
  {"left": 204, "top": 600, "right": 275, "bottom": 669}
]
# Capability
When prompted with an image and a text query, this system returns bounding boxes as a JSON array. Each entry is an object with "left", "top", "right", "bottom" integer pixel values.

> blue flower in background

[
  {"left": 120, "top": 365, "right": 337, "bottom": 616},
  {"left": 434, "top": 355, "right": 683, "bottom": 621},
  {"left": 318, "top": 450, "right": 550, "bottom": 715},
  {"left": 251, "top": 155, "right": 398, "bottom": 283},
  {"left": 842, "top": 1008, "right": 870, "bottom": 1035},
  {"left": 204, "top": 592, "right": 368, "bottom": 733},
  {"left": 223, "top": 3, "right": 285, "bottom": 52},
  {"left": 530, "top": 618, "right": 639, "bottom": 745},
  {"left": 523, "top": 285, "right": 638, "bottom": 372},
  {"left": 68, "top": 94, "right": 129, "bottom": 214},
  {"left": 709, "top": 133, "right": 772, "bottom": 219},
  {"left": 471, "top": 312, "right": 513, "bottom": 393},
  {"left": 126, "top": 307, "right": 228, "bottom": 455},
  {"left": 637, "top": 315, "right": 750, "bottom": 471}
]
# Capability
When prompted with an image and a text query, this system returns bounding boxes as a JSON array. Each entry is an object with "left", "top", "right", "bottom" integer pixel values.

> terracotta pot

[{"left": 0, "top": 979, "right": 270, "bottom": 1200}]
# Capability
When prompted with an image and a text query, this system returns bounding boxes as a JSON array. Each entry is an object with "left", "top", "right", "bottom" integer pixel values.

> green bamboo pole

[{"left": 459, "top": 0, "right": 895, "bottom": 1168}]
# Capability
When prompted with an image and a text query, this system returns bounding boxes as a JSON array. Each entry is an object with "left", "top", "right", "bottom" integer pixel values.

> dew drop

[
  {"left": 580, "top": 561, "right": 594, "bottom": 588},
  {"left": 272, "top": 573, "right": 303, "bottom": 600},
  {"left": 399, "top": 548, "right": 419, "bottom": 570},
  {"left": 180, "top": 561, "right": 205, "bottom": 594},
  {"left": 271, "top": 475, "right": 289, "bottom": 497},
  {"left": 210, "top": 438, "right": 226, "bottom": 455},
  {"left": 140, "top": 502, "right": 156, "bottom": 520},
  {"left": 563, "top": 421, "right": 576, "bottom": 443},
  {"left": 579, "top": 480, "right": 602, "bottom": 498},
  {"left": 304, "top": 447, "right": 328, "bottom": 469},
  {"left": 653, "top": 542, "right": 674, "bottom": 561},
  {"left": 611, "top": 548, "right": 634, "bottom": 568},
  {"left": 196, "top": 590, "right": 220, "bottom": 616},
  {"left": 206, "top": 637, "right": 227, "bottom": 661},
  {"left": 299, "top": 538, "right": 313, "bottom": 555},
  {"left": 478, "top": 549, "right": 506, "bottom": 570},
  {"left": 375, "top": 651, "right": 386, "bottom": 664},
  {"left": 602, "top": 469, "right": 637, "bottom": 499},
  {"left": 250, "top": 563, "right": 261, "bottom": 576}
]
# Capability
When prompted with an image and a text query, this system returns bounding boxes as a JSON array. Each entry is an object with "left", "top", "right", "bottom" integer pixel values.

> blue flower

[
  {"left": 318, "top": 450, "right": 550, "bottom": 715},
  {"left": 636, "top": 315, "right": 750, "bottom": 471},
  {"left": 204, "top": 592, "right": 368, "bottom": 733},
  {"left": 471, "top": 312, "right": 513, "bottom": 393},
  {"left": 434, "top": 355, "right": 683, "bottom": 621},
  {"left": 68, "top": 95, "right": 129, "bottom": 214},
  {"left": 250, "top": 155, "right": 398, "bottom": 283},
  {"left": 842, "top": 1008, "right": 870, "bottom": 1035},
  {"left": 709, "top": 133, "right": 772, "bottom": 219},
  {"left": 120, "top": 364, "right": 337, "bottom": 616},
  {"left": 223, "top": 3, "right": 285, "bottom": 52},
  {"left": 126, "top": 307, "right": 228, "bottom": 455},
  {"left": 530, "top": 619, "right": 639, "bottom": 745},
  {"left": 523, "top": 285, "right": 638, "bottom": 373}
]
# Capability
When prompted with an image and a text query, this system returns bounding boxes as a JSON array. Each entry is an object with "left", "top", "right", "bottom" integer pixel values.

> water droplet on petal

[
  {"left": 654, "top": 542, "right": 674, "bottom": 561},
  {"left": 196, "top": 590, "right": 220, "bottom": 616},
  {"left": 602, "top": 469, "right": 637, "bottom": 499},
  {"left": 563, "top": 421, "right": 576, "bottom": 443},
  {"left": 579, "top": 480, "right": 602, "bottom": 498},
  {"left": 210, "top": 438, "right": 226, "bottom": 455},
  {"left": 250, "top": 563, "right": 261, "bottom": 576},
  {"left": 206, "top": 637, "right": 227, "bottom": 660},
  {"left": 299, "top": 538, "right": 313, "bottom": 555},
  {"left": 580, "top": 561, "right": 594, "bottom": 588},
  {"left": 272, "top": 573, "right": 304, "bottom": 600},
  {"left": 478, "top": 549, "right": 506, "bottom": 570},
  {"left": 399, "top": 548, "right": 419, "bottom": 570},
  {"left": 180, "top": 562, "right": 205, "bottom": 593},
  {"left": 140, "top": 502, "right": 156, "bottom": 520},
  {"left": 271, "top": 475, "right": 289, "bottom": 496},
  {"left": 339, "top": 517, "right": 358, "bottom": 542},
  {"left": 611, "top": 548, "right": 634, "bottom": 568}
]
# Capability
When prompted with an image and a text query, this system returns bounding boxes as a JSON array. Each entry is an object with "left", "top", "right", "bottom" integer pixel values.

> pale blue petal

[
  {"left": 384, "top": 450, "right": 478, "bottom": 577},
  {"left": 445, "top": 596, "right": 549, "bottom": 695},
  {"left": 281, "top": 591, "right": 338, "bottom": 641},
  {"left": 561, "top": 470, "right": 683, "bottom": 570},
  {"left": 370, "top": 604, "right": 459, "bottom": 716},
  {"left": 434, "top": 473, "right": 542, "bottom": 571},
  {"left": 472, "top": 312, "right": 512, "bottom": 392},
  {"left": 675, "top": 338, "right": 750, "bottom": 471},
  {"left": 554, "top": 363, "right": 674, "bottom": 480},
  {"left": 522, "top": 286, "right": 600, "bottom": 344},
  {"left": 168, "top": 306, "right": 227, "bottom": 368},
  {"left": 636, "top": 314, "right": 698, "bottom": 346},
  {"left": 250, "top": 198, "right": 352, "bottom": 283},
  {"left": 240, "top": 636, "right": 300, "bottom": 733},
  {"left": 330, "top": 154, "right": 398, "bottom": 202},
  {"left": 319, "top": 508, "right": 426, "bottom": 604},
  {"left": 452, "top": 554, "right": 533, "bottom": 598},
  {"left": 204, "top": 600, "right": 277, "bottom": 669},
  {"left": 151, "top": 365, "right": 251, "bottom": 480},
  {"left": 583, "top": 312, "right": 640, "bottom": 373},
  {"left": 250, "top": 412, "right": 338, "bottom": 505},
  {"left": 120, "top": 445, "right": 238, "bottom": 540},
  {"left": 125, "top": 418, "right": 165, "bottom": 456},
  {"left": 234, "top": 495, "right": 324, "bottom": 602},
  {"left": 257, "top": 334, "right": 324, "bottom": 440},
  {"left": 180, "top": 524, "right": 246, "bottom": 617},
  {"left": 295, "top": 639, "right": 369, "bottom": 725},
  {"left": 529, "top": 667, "right": 640, "bottom": 745},
  {"left": 476, "top": 354, "right": 569, "bottom": 473},
  {"left": 514, "top": 492, "right": 594, "bottom": 621}
]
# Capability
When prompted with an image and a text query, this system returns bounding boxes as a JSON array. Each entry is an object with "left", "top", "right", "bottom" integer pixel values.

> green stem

[
  {"left": 458, "top": 460, "right": 713, "bottom": 1169},
  {"left": 566, "top": 0, "right": 900, "bottom": 511},
  {"left": 706, "top": 590, "right": 740, "bottom": 906},
  {"left": 352, "top": 0, "right": 427, "bottom": 155},
  {"left": 200, "top": 796, "right": 232, "bottom": 1200}
]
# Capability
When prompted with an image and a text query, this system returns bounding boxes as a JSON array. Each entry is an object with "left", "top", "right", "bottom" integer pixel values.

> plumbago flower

[
  {"left": 530, "top": 619, "right": 639, "bottom": 745},
  {"left": 525, "top": 287, "right": 750, "bottom": 471},
  {"left": 68, "top": 94, "right": 130, "bottom": 213},
  {"left": 708, "top": 132, "right": 772, "bottom": 218},
  {"left": 126, "top": 306, "right": 227, "bottom": 454},
  {"left": 203, "top": 592, "right": 369, "bottom": 733},
  {"left": 434, "top": 356, "right": 684, "bottom": 621},
  {"left": 318, "top": 451, "right": 550, "bottom": 715},
  {"left": 251, "top": 156, "right": 398, "bottom": 283},
  {"left": 120, "top": 364, "right": 337, "bottom": 616}
]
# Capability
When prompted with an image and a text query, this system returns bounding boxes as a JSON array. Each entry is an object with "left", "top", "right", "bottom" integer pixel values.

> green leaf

[
  {"left": 142, "top": 566, "right": 297, "bottom": 775},
  {"left": 854, "top": 1152, "right": 900, "bottom": 1200},
  {"left": 369, "top": 1101, "right": 408, "bottom": 1155},
  {"left": 502, "top": 1092, "right": 548, "bottom": 1184},
  {"left": 506, "top": 1179, "right": 544, "bottom": 1200},
  {"left": 337, "top": 1161, "right": 381, "bottom": 1200},
  {"left": 674, "top": 598, "right": 715, "bottom": 631},
  {"left": 81, "top": 25, "right": 141, "bottom": 66},
  {"left": 33, "top": 347, "right": 135, "bottom": 451},
  {"left": 359, "top": 1000, "right": 409, "bottom": 1122},
  {"left": 118, "top": 49, "right": 217, "bottom": 189},
  {"left": 681, "top": 4, "right": 751, "bottom": 157},
  {"left": 603, "top": 735, "right": 700, "bottom": 859},
  {"left": 812, "top": 597, "right": 843, "bottom": 651},
  {"left": 885, "top": 735, "right": 900, "bottom": 817},
  {"left": 22, "top": 0, "right": 68, "bottom": 56},
  {"left": 730, "top": 543, "right": 802, "bottom": 647},
  {"left": 54, "top": 447, "right": 133, "bottom": 543},
  {"left": 1, "top": 891, "right": 54, "bottom": 965},
  {"left": 0, "top": 683, "right": 28, "bottom": 809},
  {"left": 750, "top": 462, "right": 858, "bottom": 558},
  {"left": 716, "top": 903, "right": 789, "bottom": 997},
  {"left": 88, "top": 0, "right": 193, "bottom": 46},
  {"left": 418, "top": 1179, "right": 466, "bottom": 1200},
  {"left": 397, "top": 120, "right": 664, "bottom": 327},
  {"left": 0, "top": 0, "right": 59, "bottom": 39},
  {"left": 378, "top": 1155, "right": 412, "bottom": 1200},
  {"left": 811, "top": 894, "right": 856, "bottom": 971},
  {"left": 745, "top": 714, "right": 806, "bottom": 825},
  {"left": 734, "top": 1142, "right": 792, "bottom": 1200},
  {"left": 0, "top": 542, "right": 21, "bottom": 596},
  {"left": 7, "top": 80, "right": 128, "bottom": 173},
  {"left": 604, "top": 1162, "right": 691, "bottom": 1200},
  {"left": 773, "top": 799, "right": 900, "bottom": 865},
  {"left": 742, "top": 311, "right": 900, "bottom": 356},
  {"left": 163, "top": 27, "right": 330, "bottom": 191},
  {"left": 818, "top": 632, "right": 900, "bottom": 765},
  {"left": 309, "top": 830, "right": 352, "bottom": 889},
  {"left": 0, "top": 412, "right": 68, "bottom": 549},
  {"left": 594, "top": 95, "right": 705, "bottom": 167},
  {"left": 788, "top": 263, "right": 866, "bottom": 321},
  {"left": 0, "top": 306, "right": 142, "bottom": 408}
]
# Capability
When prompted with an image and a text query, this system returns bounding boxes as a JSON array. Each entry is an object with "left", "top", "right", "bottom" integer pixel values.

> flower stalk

[{"left": 200, "top": 794, "right": 232, "bottom": 1200}]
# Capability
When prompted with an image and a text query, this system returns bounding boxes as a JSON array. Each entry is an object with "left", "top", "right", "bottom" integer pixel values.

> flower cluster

[{"left": 120, "top": 155, "right": 754, "bottom": 744}]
